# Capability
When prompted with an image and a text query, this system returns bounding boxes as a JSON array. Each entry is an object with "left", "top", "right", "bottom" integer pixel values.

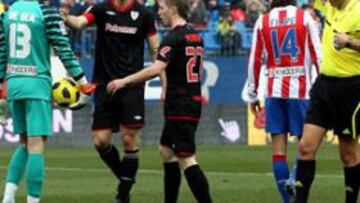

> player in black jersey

[
  {"left": 107, "top": 0, "right": 213, "bottom": 202},
  {"left": 61, "top": 0, "right": 164, "bottom": 202}
]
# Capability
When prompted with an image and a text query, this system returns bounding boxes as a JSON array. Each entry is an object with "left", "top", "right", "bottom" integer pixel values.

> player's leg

[
  {"left": 116, "top": 126, "right": 140, "bottom": 203},
  {"left": 159, "top": 145, "right": 181, "bottom": 203},
  {"left": 295, "top": 124, "right": 326, "bottom": 203},
  {"left": 2, "top": 100, "right": 28, "bottom": 203},
  {"left": 286, "top": 99, "right": 309, "bottom": 200},
  {"left": 265, "top": 98, "right": 290, "bottom": 203},
  {"left": 160, "top": 122, "right": 182, "bottom": 203},
  {"left": 2, "top": 136, "right": 28, "bottom": 203},
  {"left": 170, "top": 120, "right": 212, "bottom": 203},
  {"left": 178, "top": 155, "right": 212, "bottom": 203},
  {"left": 271, "top": 134, "right": 290, "bottom": 203},
  {"left": 115, "top": 86, "right": 145, "bottom": 202},
  {"left": 26, "top": 137, "right": 47, "bottom": 203},
  {"left": 92, "top": 129, "right": 123, "bottom": 179},
  {"left": 92, "top": 89, "right": 123, "bottom": 181},
  {"left": 25, "top": 100, "right": 52, "bottom": 203},
  {"left": 338, "top": 137, "right": 360, "bottom": 203}
]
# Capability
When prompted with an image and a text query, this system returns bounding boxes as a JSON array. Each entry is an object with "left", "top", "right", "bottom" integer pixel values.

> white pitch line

[{"left": 0, "top": 166, "right": 343, "bottom": 179}]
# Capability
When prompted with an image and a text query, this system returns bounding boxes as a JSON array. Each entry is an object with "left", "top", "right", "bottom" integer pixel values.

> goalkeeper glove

[{"left": 69, "top": 76, "right": 96, "bottom": 110}]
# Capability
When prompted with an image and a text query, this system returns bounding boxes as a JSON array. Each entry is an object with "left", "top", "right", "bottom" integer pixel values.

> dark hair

[
  {"left": 270, "top": 0, "right": 296, "bottom": 8},
  {"left": 165, "top": 0, "right": 190, "bottom": 19}
]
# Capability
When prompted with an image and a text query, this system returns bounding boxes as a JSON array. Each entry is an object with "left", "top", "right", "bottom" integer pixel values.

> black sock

[
  {"left": 164, "top": 162, "right": 181, "bottom": 203},
  {"left": 95, "top": 144, "right": 122, "bottom": 179},
  {"left": 295, "top": 160, "right": 316, "bottom": 203},
  {"left": 184, "top": 165, "right": 212, "bottom": 203},
  {"left": 117, "top": 149, "right": 139, "bottom": 201},
  {"left": 344, "top": 163, "right": 360, "bottom": 203}
]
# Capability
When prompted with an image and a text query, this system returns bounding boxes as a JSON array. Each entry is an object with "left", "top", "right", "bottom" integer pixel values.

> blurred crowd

[{"left": 0, "top": 0, "right": 323, "bottom": 57}]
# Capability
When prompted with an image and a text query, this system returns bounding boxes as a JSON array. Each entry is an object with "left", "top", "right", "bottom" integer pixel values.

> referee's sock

[
  {"left": 184, "top": 165, "right": 212, "bottom": 203},
  {"left": 163, "top": 162, "right": 181, "bottom": 203},
  {"left": 344, "top": 163, "right": 360, "bottom": 203},
  {"left": 295, "top": 160, "right": 315, "bottom": 203},
  {"left": 117, "top": 149, "right": 139, "bottom": 201},
  {"left": 95, "top": 144, "right": 122, "bottom": 180}
]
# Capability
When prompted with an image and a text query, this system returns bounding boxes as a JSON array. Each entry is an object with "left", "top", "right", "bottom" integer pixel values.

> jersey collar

[{"left": 110, "top": 0, "right": 135, "bottom": 13}]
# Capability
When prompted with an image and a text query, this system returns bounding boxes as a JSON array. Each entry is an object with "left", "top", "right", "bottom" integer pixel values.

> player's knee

[
  {"left": 159, "top": 145, "right": 176, "bottom": 162},
  {"left": 178, "top": 155, "right": 197, "bottom": 171},
  {"left": 297, "top": 140, "right": 316, "bottom": 159},
  {"left": 339, "top": 148, "right": 360, "bottom": 167},
  {"left": 121, "top": 128, "right": 139, "bottom": 149},
  {"left": 27, "top": 137, "right": 46, "bottom": 153},
  {"left": 92, "top": 132, "right": 111, "bottom": 149}
]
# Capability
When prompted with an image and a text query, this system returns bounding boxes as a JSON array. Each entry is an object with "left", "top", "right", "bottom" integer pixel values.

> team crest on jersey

[
  {"left": 160, "top": 46, "right": 171, "bottom": 58},
  {"left": 59, "top": 21, "right": 67, "bottom": 35},
  {"left": 106, "top": 10, "right": 116, "bottom": 16},
  {"left": 131, "top": 11, "right": 139, "bottom": 21}
]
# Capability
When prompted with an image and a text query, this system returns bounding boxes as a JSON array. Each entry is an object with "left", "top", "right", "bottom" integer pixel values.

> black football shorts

[
  {"left": 305, "top": 74, "right": 360, "bottom": 138},
  {"left": 160, "top": 120, "right": 199, "bottom": 157},
  {"left": 92, "top": 85, "right": 145, "bottom": 132}
]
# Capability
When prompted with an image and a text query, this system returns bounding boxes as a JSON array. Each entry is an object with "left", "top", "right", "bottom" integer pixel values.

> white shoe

[{"left": 27, "top": 195, "right": 40, "bottom": 203}]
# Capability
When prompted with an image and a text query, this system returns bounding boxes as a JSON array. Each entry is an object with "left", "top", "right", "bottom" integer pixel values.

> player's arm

[
  {"left": 147, "top": 34, "right": 167, "bottom": 100},
  {"left": 107, "top": 60, "right": 167, "bottom": 93},
  {"left": 0, "top": 14, "right": 8, "bottom": 124},
  {"left": 144, "top": 10, "right": 167, "bottom": 100},
  {"left": 305, "top": 12, "right": 322, "bottom": 74},
  {"left": 247, "top": 16, "right": 264, "bottom": 115},
  {"left": 0, "top": 13, "right": 6, "bottom": 83},
  {"left": 63, "top": 15, "right": 89, "bottom": 30},
  {"left": 43, "top": 5, "right": 94, "bottom": 108},
  {"left": 60, "top": 5, "right": 94, "bottom": 29}
]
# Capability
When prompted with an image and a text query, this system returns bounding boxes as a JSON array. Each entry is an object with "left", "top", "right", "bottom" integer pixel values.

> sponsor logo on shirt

[
  {"left": 266, "top": 66, "right": 306, "bottom": 78},
  {"left": 130, "top": 11, "right": 139, "bottom": 21},
  {"left": 6, "top": 64, "right": 37, "bottom": 76},
  {"left": 105, "top": 23, "right": 138, "bottom": 34}
]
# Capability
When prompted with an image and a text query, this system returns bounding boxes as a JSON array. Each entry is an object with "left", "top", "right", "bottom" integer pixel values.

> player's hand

[
  {"left": 334, "top": 33, "right": 349, "bottom": 50},
  {"left": 107, "top": 79, "right": 127, "bottom": 94},
  {"left": 69, "top": 76, "right": 96, "bottom": 110},
  {"left": 59, "top": 7, "right": 70, "bottom": 21},
  {"left": 249, "top": 100, "right": 262, "bottom": 116},
  {"left": 0, "top": 98, "right": 8, "bottom": 125},
  {"left": 69, "top": 83, "right": 95, "bottom": 110}
]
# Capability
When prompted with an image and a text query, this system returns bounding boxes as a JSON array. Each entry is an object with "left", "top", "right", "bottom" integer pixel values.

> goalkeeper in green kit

[{"left": 0, "top": 1, "right": 95, "bottom": 203}]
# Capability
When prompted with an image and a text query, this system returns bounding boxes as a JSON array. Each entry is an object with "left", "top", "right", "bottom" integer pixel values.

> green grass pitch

[{"left": 0, "top": 144, "right": 344, "bottom": 203}]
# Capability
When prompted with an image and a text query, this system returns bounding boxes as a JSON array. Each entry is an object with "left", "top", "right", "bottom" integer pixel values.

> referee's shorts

[{"left": 305, "top": 74, "right": 360, "bottom": 138}]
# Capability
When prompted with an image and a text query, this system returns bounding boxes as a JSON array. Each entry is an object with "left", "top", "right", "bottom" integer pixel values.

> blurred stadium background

[{"left": 0, "top": 0, "right": 344, "bottom": 202}]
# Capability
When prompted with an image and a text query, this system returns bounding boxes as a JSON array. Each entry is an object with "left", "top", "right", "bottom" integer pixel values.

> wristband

[{"left": 345, "top": 39, "right": 352, "bottom": 48}]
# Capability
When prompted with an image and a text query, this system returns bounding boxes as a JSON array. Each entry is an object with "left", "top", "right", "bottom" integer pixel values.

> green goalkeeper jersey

[{"left": 0, "top": 0, "right": 84, "bottom": 101}]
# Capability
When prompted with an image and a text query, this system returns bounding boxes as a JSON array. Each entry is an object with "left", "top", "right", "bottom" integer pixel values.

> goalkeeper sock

[
  {"left": 295, "top": 159, "right": 315, "bottom": 203},
  {"left": 96, "top": 144, "right": 122, "bottom": 180},
  {"left": 272, "top": 155, "right": 290, "bottom": 203},
  {"left": 164, "top": 162, "right": 181, "bottom": 203},
  {"left": 6, "top": 145, "right": 28, "bottom": 184},
  {"left": 26, "top": 153, "right": 45, "bottom": 198},
  {"left": 184, "top": 165, "right": 212, "bottom": 203},
  {"left": 117, "top": 149, "right": 139, "bottom": 201},
  {"left": 344, "top": 163, "right": 360, "bottom": 203},
  {"left": 3, "top": 145, "right": 28, "bottom": 203}
]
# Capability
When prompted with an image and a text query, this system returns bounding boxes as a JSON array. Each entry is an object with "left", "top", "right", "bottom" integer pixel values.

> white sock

[
  {"left": 2, "top": 182, "right": 18, "bottom": 203},
  {"left": 26, "top": 196, "right": 40, "bottom": 203}
]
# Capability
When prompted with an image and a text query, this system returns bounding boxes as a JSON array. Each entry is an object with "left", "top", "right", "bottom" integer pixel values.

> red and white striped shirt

[{"left": 247, "top": 6, "right": 321, "bottom": 102}]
